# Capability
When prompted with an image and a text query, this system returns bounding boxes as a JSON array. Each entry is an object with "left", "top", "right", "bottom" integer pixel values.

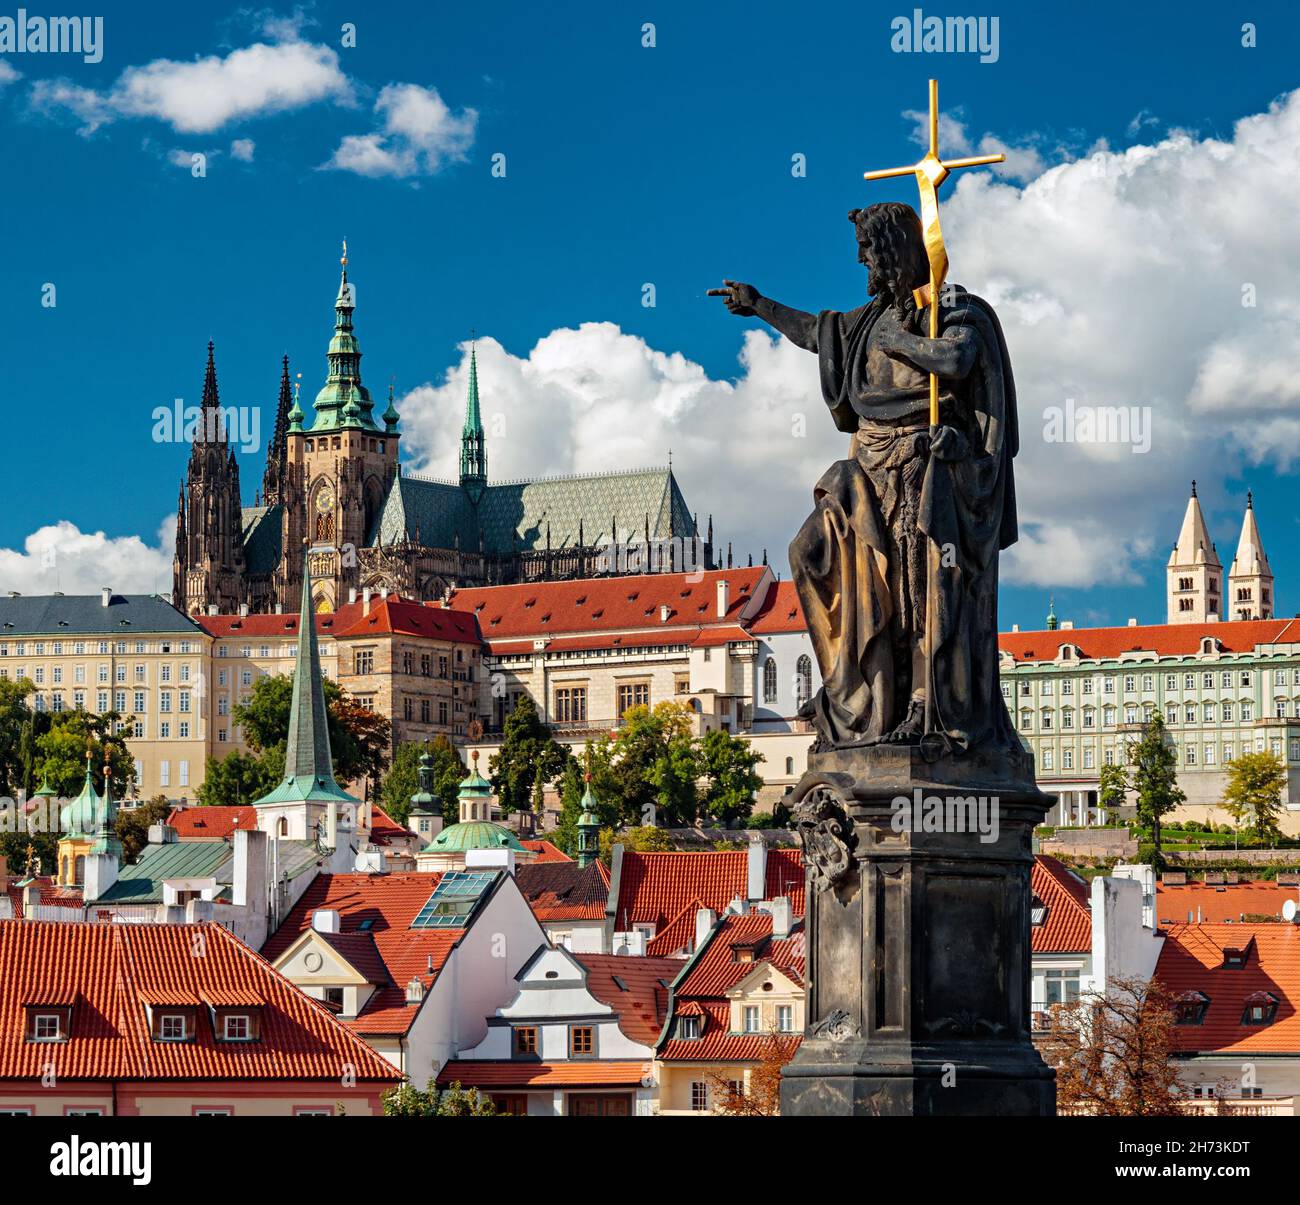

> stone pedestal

[{"left": 780, "top": 743, "right": 1057, "bottom": 1116}]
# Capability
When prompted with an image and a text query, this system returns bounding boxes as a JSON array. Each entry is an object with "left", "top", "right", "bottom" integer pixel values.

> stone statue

[{"left": 711, "top": 201, "right": 1020, "bottom": 758}]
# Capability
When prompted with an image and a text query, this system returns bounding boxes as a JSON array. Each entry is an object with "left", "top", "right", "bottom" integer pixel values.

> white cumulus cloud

[
  {"left": 324, "top": 83, "right": 476, "bottom": 178},
  {"left": 0, "top": 518, "right": 176, "bottom": 598}
]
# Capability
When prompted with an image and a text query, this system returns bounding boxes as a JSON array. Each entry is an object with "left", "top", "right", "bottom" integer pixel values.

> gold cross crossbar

[{"left": 863, "top": 79, "right": 1003, "bottom": 426}]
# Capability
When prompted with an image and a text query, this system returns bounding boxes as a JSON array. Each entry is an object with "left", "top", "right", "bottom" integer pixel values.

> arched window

[
  {"left": 763, "top": 658, "right": 778, "bottom": 703},
  {"left": 785, "top": 757, "right": 794, "bottom": 775},
  {"left": 277, "top": 817, "right": 289, "bottom": 837},
  {"left": 796, "top": 655, "right": 812, "bottom": 704},
  {"left": 74, "top": 855, "right": 85, "bottom": 885}
]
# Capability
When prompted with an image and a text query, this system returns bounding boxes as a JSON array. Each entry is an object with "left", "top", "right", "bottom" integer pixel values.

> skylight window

[{"left": 410, "top": 871, "right": 496, "bottom": 928}]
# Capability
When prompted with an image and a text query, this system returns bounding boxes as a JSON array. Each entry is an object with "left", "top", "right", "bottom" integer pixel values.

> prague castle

[{"left": 173, "top": 247, "right": 710, "bottom": 617}]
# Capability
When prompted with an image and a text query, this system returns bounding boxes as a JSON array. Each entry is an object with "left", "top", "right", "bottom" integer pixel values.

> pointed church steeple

[
  {"left": 1228, "top": 489, "right": 1274, "bottom": 620},
  {"left": 1167, "top": 480, "right": 1222, "bottom": 624},
  {"left": 309, "top": 239, "right": 378, "bottom": 434},
  {"left": 459, "top": 338, "right": 488, "bottom": 505},
  {"left": 252, "top": 541, "right": 357, "bottom": 809},
  {"left": 262, "top": 355, "right": 292, "bottom": 506}
]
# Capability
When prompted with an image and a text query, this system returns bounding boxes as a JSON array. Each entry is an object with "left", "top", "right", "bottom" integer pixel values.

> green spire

[
  {"left": 252, "top": 542, "right": 358, "bottom": 808},
  {"left": 309, "top": 240, "right": 380, "bottom": 435},
  {"left": 60, "top": 752, "right": 102, "bottom": 840},
  {"left": 287, "top": 372, "right": 305, "bottom": 433},
  {"left": 88, "top": 756, "right": 122, "bottom": 859},
  {"left": 576, "top": 773, "right": 601, "bottom": 868},
  {"left": 382, "top": 380, "right": 400, "bottom": 435},
  {"left": 1046, "top": 596, "right": 1058, "bottom": 631},
  {"left": 459, "top": 339, "right": 487, "bottom": 503},
  {"left": 409, "top": 748, "right": 439, "bottom": 813}
]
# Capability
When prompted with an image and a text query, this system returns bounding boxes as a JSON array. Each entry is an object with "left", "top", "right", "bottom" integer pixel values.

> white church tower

[
  {"left": 1228, "top": 490, "right": 1274, "bottom": 620},
  {"left": 1167, "top": 481, "right": 1222, "bottom": 624}
]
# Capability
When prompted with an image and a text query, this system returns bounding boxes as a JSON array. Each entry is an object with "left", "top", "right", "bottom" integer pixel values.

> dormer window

[
  {"left": 1223, "top": 947, "right": 1247, "bottom": 969},
  {"left": 1242, "top": 992, "right": 1278, "bottom": 1026},
  {"left": 159, "top": 1014, "right": 189, "bottom": 1042},
  {"left": 222, "top": 1014, "right": 251, "bottom": 1041},
  {"left": 678, "top": 1015, "right": 702, "bottom": 1040},
  {"left": 26, "top": 1006, "right": 72, "bottom": 1043},
  {"left": 1175, "top": 992, "right": 1209, "bottom": 1025}
]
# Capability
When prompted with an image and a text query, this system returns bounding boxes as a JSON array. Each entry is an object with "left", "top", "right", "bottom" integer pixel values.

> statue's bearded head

[{"left": 848, "top": 202, "right": 929, "bottom": 306}]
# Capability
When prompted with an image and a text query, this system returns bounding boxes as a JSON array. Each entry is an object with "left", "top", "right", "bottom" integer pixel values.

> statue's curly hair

[{"left": 848, "top": 202, "right": 929, "bottom": 302}]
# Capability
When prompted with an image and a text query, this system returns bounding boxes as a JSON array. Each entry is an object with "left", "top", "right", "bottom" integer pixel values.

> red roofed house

[
  {"left": 606, "top": 844, "right": 806, "bottom": 956},
  {"left": 1157, "top": 922, "right": 1300, "bottom": 1113},
  {"left": 439, "top": 945, "right": 680, "bottom": 1115},
  {"left": 655, "top": 908, "right": 805, "bottom": 1114},
  {"left": 514, "top": 859, "right": 611, "bottom": 951},
  {"left": 0, "top": 920, "right": 399, "bottom": 1115},
  {"left": 263, "top": 862, "right": 546, "bottom": 1078},
  {"left": 446, "top": 566, "right": 824, "bottom": 809},
  {"left": 1156, "top": 875, "right": 1300, "bottom": 926},
  {"left": 166, "top": 805, "right": 258, "bottom": 841}
]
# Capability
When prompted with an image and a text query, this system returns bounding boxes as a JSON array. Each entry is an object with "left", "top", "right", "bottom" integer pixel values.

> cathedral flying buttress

[{"left": 173, "top": 245, "right": 715, "bottom": 619}]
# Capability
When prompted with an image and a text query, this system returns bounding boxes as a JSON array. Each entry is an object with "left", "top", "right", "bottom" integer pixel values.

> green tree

[
  {"left": 115, "top": 795, "right": 173, "bottom": 863},
  {"left": 35, "top": 710, "right": 136, "bottom": 800},
  {"left": 488, "top": 695, "right": 571, "bottom": 814},
  {"left": 1127, "top": 713, "right": 1185, "bottom": 866},
  {"left": 0, "top": 677, "right": 35, "bottom": 797},
  {"left": 232, "top": 674, "right": 391, "bottom": 787},
  {"left": 1221, "top": 750, "right": 1287, "bottom": 839},
  {"left": 379, "top": 738, "right": 466, "bottom": 828},
  {"left": 1097, "top": 762, "right": 1130, "bottom": 819},
  {"left": 0, "top": 833, "right": 56, "bottom": 880},
  {"left": 196, "top": 749, "right": 281, "bottom": 806},
  {"left": 382, "top": 1079, "right": 496, "bottom": 1117},
  {"left": 589, "top": 702, "right": 698, "bottom": 826},
  {"left": 598, "top": 823, "right": 674, "bottom": 864},
  {"left": 697, "top": 728, "right": 764, "bottom": 826}
]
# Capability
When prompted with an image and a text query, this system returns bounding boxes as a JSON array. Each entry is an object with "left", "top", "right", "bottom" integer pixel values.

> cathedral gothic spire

[
  {"left": 459, "top": 339, "right": 488, "bottom": 505},
  {"left": 262, "top": 355, "right": 292, "bottom": 506},
  {"left": 1228, "top": 489, "right": 1274, "bottom": 620}
]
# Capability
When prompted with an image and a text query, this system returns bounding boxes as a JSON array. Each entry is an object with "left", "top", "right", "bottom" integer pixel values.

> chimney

[
  {"left": 716, "top": 578, "right": 730, "bottom": 618},
  {"left": 148, "top": 823, "right": 178, "bottom": 845},
  {"left": 275, "top": 602, "right": 283, "bottom": 614},
  {"left": 747, "top": 837, "right": 766, "bottom": 901},
  {"left": 325, "top": 801, "right": 338, "bottom": 851},
  {"left": 1011, "top": 624, "right": 1019, "bottom": 633},
  {"left": 232, "top": 829, "right": 267, "bottom": 911},
  {"left": 660, "top": 604, "right": 670, "bottom": 623},
  {"left": 100, "top": 586, "right": 111, "bottom": 607},
  {"left": 695, "top": 906, "right": 718, "bottom": 951},
  {"left": 380, "top": 586, "right": 389, "bottom": 601},
  {"left": 22, "top": 880, "right": 41, "bottom": 916},
  {"left": 1127, "top": 617, "right": 1138, "bottom": 627},
  {"left": 362, "top": 586, "right": 372, "bottom": 615},
  {"left": 770, "top": 895, "right": 792, "bottom": 940},
  {"left": 405, "top": 977, "right": 425, "bottom": 1004},
  {"left": 348, "top": 587, "right": 357, "bottom": 605},
  {"left": 0, "top": 856, "right": 7, "bottom": 893},
  {"left": 312, "top": 909, "right": 341, "bottom": 934},
  {"left": 239, "top": 602, "right": 249, "bottom": 617},
  {"left": 207, "top": 604, "right": 218, "bottom": 616}
]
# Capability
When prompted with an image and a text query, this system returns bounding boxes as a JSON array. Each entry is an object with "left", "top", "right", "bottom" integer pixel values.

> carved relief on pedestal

[{"left": 794, "top": 783, "right": 856, "bottom": 891}]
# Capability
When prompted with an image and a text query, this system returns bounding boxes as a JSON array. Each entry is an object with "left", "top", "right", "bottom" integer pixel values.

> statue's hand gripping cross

[{"left": 863, "top": 79, "right": 1003, "bottom": 426}]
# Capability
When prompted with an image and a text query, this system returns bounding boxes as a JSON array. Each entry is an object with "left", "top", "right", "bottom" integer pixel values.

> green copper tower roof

[
  {"left": 308, "top": 241, "right": 380, "bottom": 435},
  {"left": 408, "top": 749, "right": 440, "bottom": 815},
  {"left": 459, "top": 341, "right": 487, "bottom": 503},
  {"left": 424, "top": 820, "right": 527, "bottom": 855},
  {"left": 252, "top": 541, "right": 358, "bottom": 809},
  {"left": 88, "top": 759, "right": 122, "bottom": 859},
  {"left": 60, "top": 755, "right": 103, "bottom": 840}
]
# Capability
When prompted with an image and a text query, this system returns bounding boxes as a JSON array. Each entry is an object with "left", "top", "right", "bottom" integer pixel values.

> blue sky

[{"left": 0, "top": 0, "right": 1297, "bottom": 632}]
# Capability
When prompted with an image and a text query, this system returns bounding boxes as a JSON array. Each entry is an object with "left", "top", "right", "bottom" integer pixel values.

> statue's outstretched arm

[
  {"left": 885, "top": 324, "right": 977, "bottom": 380},
  {"left": 709, "top": 280, "right": 818, "bottom": 351}
]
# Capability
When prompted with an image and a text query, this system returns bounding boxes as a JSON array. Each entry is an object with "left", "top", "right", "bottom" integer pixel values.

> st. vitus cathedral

[{"left": 173, "top": 248, "right": 713, "bottom": 616}]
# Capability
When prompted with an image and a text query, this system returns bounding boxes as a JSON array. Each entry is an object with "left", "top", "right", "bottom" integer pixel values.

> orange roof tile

[
  {"left": 748, "top": 580, "right": 806, "bottom": 634},
  {"left": 367, "top": 805, "right": 415, "bottom": 847},
  {"left": 521, "top": 839, "right": 572, "bottom": 864},
  {"left": 0, "top": 921, "right": 398, "bottom": 1083},
  {"left": 1031, "top": 856, "right": 1093, "bottom": 954},
  {"left": 437, "top": 1060, "right": 652, "bottom": 1088},
  {"left": 443, "top": 567, "right": 768, "bottom": 642},
  {"left": 334, "top": 598, "right": 482, "bottom": 644},
  {"left": 515, "top": 860, "right": 609, "bottom": 922},
  {"left": 576, "top": 953, "right": 680, "bottom": 1045},
  {"left": 1157, "top": 881, "right": 1300, "bottom": 926},
  {"left": 196, "top": 600, "right": 367, "bottom": 640},
  {"left": 166, "top": 805, "right": 258, "bottom": 840},
  {"left": 613, "top": 849, "right": 805, "bottom": 932},
  {"left": 1158, "top": 923, "right": 1300, "bottom": 1054},
  {"left": 1000, "top": 617, "right": 1300, "bottom": 663}
]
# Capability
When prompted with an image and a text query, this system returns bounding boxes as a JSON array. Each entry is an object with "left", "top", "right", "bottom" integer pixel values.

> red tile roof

[
  {"left": 3, "top": 877, "right": 82, "bottom": 918},
  {"left": 1000, "top": 618, "right": 1300, "bottom": 663},
  {"left": 658, "top": 912, "right": 805, "bottom": 1063},
  {"left": 1157, "top": 881, "right": 1300, "bottom": 926},
  {"left": 334, "top": 598, "right": 482, "bottom": 644},
  {"left": 261, "top": 873, "right": 468, "bottom": 1036},
  {"left": 443, "top": 567, "right": 769, "bottom": 643},
  {"left": 0, "top": 921, "right": 399, "bottom": 1083},
  {"left": 1158, "top": 923, "right": 1300, "bottom": 1054},
  {"left": 576, "top": 953, "right": 680, "bottom": 1045},
  {"left": 166, "top": 805, "right": 258, "bottom": 840},
  {"left": 515, "top": 860, "right": 609, "bottom": 922},
  {"left": 612, "top": 848, "right": 805, "bottom": 932},
  {"left": 437, "top": 1059, "right": 652, "bottom": 1088},
  {"left": 748, "top": 580, "right": 806, "bottom": 634},
  {"left": 367, "top": 805, "right": 415, "bottom": 848},
  {"left": 196, "top": 601, "right": 367, "bottom": 640},
  {"left": 1031, "top": 856, "right": 1093, "bottom": 954},
  {"left": 521, "top": 839, "right": 572, "bottom": 864},
  {"left": 646, "top": 900, "right": 709, "bottom": 958}
]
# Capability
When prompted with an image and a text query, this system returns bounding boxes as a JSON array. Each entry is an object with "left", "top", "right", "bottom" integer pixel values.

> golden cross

[{"left": 863, "top": 79, "right": 1003, "bottom": 426}]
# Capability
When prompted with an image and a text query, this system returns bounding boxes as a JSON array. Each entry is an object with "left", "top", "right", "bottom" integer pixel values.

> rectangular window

[
  {"left": 159, "top": 1014, "right": 187, "bottom": 1041},
  {"left": 742, "top": 1005, "right": 760, "bottom": 1033},
  {"left": 554, "top": 686, "right": 588, "bottom": 723},
  {"left": 570, "top": 1025, "right": 594, "bottom": 1056},
  {"left": 617, "top": 683, "right": 650, "bottom": 715},
  {"left": 32, "top": 1013, "right": 63, "bottom": 1041},
  {"left": 354, "top": 650, "right": 374, "bottom": 675},
  {"left": 690, "top": 1081, "right": 709, "bottom": 1112},
  {"left": 514, "top": 1027, "right": 538, "bottom": 1056},
  {"left": 160, "top": 760, "right": 170, "bottom": 786},
  {"left": 222, "top": 1015, "right": 250, "bottom": 1041},
  {"left": 776, "top": 1005, "right": 794, "bottom": 1032}
]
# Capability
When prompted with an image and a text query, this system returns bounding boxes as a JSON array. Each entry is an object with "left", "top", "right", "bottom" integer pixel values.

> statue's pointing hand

[{"left": 707, "top": 280, "right": 760, "bottom": 317}]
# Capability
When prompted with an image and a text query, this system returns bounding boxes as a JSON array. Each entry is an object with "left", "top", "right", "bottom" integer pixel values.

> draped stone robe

[{"left": 789, "top": 289, "right": 1022, "bottom": 755}]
